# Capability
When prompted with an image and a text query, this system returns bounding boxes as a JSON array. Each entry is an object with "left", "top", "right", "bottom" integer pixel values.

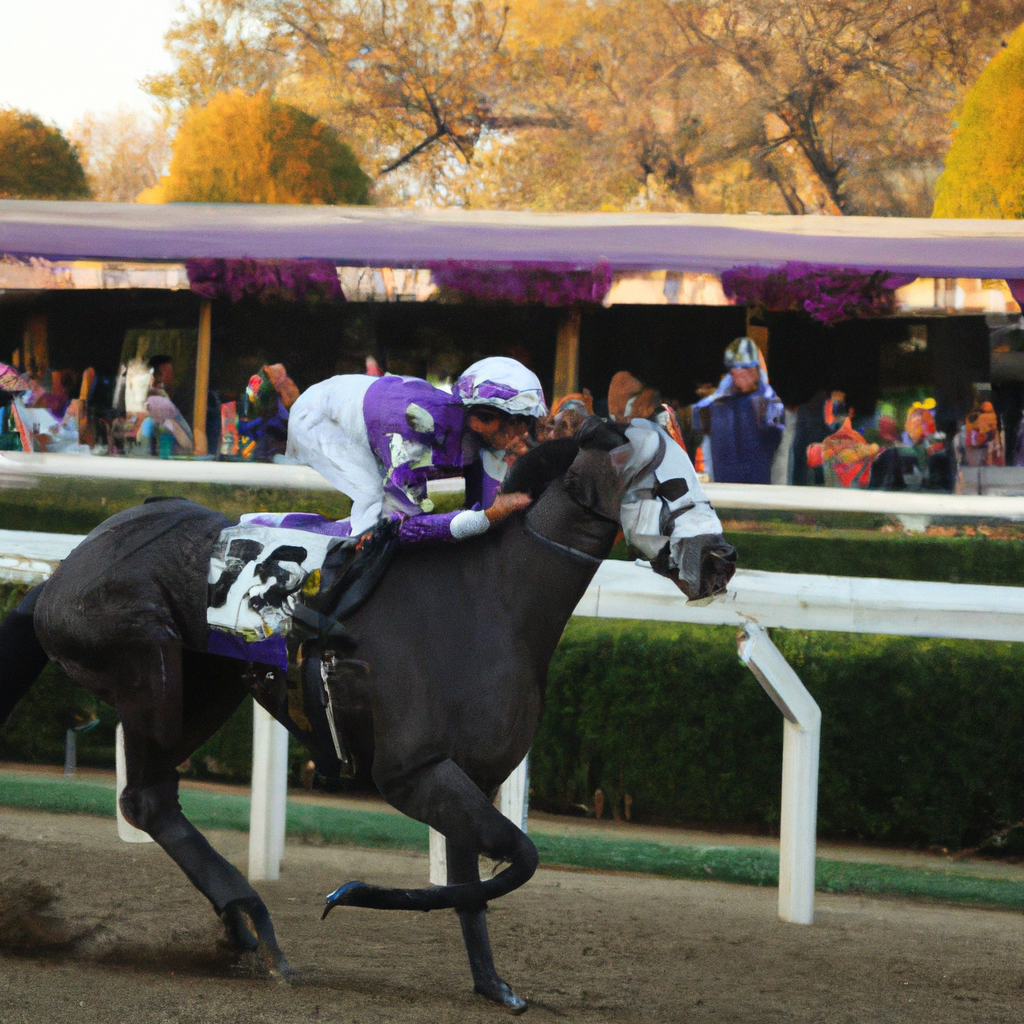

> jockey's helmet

[{"left": 454, "top": 357, "right": 548, "bottom": 420}]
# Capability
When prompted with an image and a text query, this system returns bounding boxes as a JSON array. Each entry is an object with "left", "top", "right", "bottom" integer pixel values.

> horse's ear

[
  {"left": 576, "top": 416, "right": 628, "bottom": 451},
  {"left": 501, "top": 437, "right": 580, "bottom": 498}
]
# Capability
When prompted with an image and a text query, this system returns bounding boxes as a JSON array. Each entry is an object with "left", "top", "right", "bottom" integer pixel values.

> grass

[{"left": 4, "top": 771, "right": 1024, "bottom": 912}]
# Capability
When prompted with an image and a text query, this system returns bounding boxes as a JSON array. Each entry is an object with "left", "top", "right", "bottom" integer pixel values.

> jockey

[{"left": 284, "top": 356, "right": 547, "bottom": 544}]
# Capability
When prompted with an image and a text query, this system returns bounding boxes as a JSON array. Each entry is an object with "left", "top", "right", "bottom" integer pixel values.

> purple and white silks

[
  {"left": 241, "top": 508, "right": 487, "bottom": 546},
  {"left": 453, "top": 356, "right": 548, "bottom": 418},
  {"left": 362, "top": 376, "right": 467, "bottom": 518}
]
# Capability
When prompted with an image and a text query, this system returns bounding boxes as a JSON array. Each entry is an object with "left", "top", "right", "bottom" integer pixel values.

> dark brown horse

[{"left": 0, "top": 419, "right": 734, "bottom": 1012}]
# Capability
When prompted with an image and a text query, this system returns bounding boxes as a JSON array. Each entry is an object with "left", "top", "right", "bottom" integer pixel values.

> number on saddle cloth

[{"left": 206, "top": 513, "right": 400, "bottom": 646}]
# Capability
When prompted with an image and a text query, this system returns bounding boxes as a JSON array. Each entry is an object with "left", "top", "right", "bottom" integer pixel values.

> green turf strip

[{"left": 2, "top": 772, "right": 1023, "bottom": 911}]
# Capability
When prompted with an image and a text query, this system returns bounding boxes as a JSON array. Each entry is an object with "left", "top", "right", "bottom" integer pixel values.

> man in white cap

[{"left": 282, "top": 356, "right": 548, "bottom": 545}]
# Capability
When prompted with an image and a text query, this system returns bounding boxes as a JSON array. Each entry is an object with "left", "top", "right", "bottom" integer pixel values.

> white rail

[
  {"left": 4, "top": 451, "right": 1024, "bottom": 519},
  {"left": 5, "top": 529, "right": 1022, "bottom": 923}
]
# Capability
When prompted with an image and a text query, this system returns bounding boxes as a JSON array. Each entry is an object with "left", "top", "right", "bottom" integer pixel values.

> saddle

[
  {"left": 206, "top": 513, "right": 399, "bottom": 779},
  {"left": 207, "top": 514, "right": 399, "bottom": 643}
]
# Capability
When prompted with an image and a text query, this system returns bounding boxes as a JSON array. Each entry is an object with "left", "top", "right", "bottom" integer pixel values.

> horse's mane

[{"left": 501, "top": 417, "right": 628, "bottom": 498}]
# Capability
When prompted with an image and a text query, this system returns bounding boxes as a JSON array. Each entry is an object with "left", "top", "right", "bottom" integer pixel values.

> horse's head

[{"left": 564, "top": 417, "right": 736, "bottom": 601}]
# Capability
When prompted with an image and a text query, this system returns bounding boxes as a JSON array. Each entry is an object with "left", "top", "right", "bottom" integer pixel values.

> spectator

[
  {"left": 143, "top": 354, "right": 196, "bottom": 455},
  {"left": 693, "top": 337, "right": 784, "bottom": 484},
  {"left": 148, "top": 354, "right": 175, "bottom": 398},
  {"left": 237, "top": 363, "right": 300, "bottom": 461},
  {"left": 607, "top": 371, "right": 659, "bottom": 424},
  {"left": 543, "top": 390, "right": 593, "bottom": 439}
]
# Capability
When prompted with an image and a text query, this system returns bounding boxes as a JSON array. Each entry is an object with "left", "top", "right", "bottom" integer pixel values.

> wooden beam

[
  {"left": 553, "top": 307, "right": 581, "bottom": 401},
  {"left": 192, "top": 299, "right": 212, "bottom": 456},
  {"left": 21, "top": 312, "right": 47, "bottom": 378}
]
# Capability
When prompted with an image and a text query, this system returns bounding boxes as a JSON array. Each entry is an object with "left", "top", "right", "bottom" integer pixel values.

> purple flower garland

[
  {"left": 185, "top": 258, "right": 344, "bottom": 303},
  {"left": 427, "top": 260, "right": 613, "bottom": 306},
  {"left": 721, "top": 262, "right": 914, "bottom": 325}
]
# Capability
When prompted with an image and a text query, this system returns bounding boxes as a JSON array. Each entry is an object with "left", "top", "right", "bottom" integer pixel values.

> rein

[{"left": 523, "top": 522, "right": 604, "bottom": 566}]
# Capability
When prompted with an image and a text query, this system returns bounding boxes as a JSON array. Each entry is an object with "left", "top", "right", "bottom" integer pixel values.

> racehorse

[{"left": 0, "top": 418, "right": 735, "bottom": 1013}]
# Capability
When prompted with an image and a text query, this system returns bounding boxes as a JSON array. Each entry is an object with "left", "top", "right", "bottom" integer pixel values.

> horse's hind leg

[
  {"left": 324, "top": 757, "right": 537, "bottom": 1010},
  {"left": 118, "top": 646, "right": 292, "bottom": 977},
  {"left": 0, "top": 584, "right": 50, "bottom": 725}
]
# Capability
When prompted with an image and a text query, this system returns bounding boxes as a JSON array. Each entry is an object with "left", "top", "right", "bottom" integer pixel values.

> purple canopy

[{"left": 3, "top": 200, "right": 1024, "bottom": 279}]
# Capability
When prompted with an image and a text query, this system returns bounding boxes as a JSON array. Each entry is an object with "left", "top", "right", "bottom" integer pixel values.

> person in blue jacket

[{"left": 694, "top": 337, "right": 784, "bottom": 484}]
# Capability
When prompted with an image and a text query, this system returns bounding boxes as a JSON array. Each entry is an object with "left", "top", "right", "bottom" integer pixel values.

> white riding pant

[{"left": 286, "top": 374, "right": 385, "bottom": 533}]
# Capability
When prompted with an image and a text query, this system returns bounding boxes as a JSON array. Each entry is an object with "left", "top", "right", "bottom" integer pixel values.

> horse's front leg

[
  {"left": 118, "top": 645, "right": 292, "bottom": 978},
  {"left": 323, "top": 756, "right": 536, "bottom": 1011},
  {"left": 448, "top": 838, "right": 527, "bottom": 1014}
]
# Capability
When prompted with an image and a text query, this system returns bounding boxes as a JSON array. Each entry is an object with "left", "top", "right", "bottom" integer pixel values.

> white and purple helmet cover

[{"left": 454, "top": 356, "right": 548, "bottom": 419}]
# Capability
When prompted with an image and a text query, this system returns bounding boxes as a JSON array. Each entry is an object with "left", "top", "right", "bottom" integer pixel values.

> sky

[{"left": 0, "top": 0, "right": 181, "bottom": 131}]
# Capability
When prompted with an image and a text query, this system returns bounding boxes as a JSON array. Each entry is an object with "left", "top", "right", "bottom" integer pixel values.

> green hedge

[
  {"left": 534, "top": 619, "right": 1024, "bottom": 851},
  {"left": 6, "top": 594, "right": 1024, "bottom": 851}
]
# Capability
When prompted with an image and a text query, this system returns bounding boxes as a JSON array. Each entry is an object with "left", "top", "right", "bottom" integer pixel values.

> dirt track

[{"left": 0, "top": 807, "right": 1022, "bottom": 1024}]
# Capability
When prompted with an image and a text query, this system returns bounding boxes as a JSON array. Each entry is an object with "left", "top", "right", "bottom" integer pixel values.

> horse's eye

[{"left": 654, "top": 478, "right": 689, "bottom": 502}]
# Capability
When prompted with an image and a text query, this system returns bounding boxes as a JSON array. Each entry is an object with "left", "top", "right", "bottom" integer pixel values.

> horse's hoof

[
  {"left": 322, "top": 880, "right": 372, "bottom": 918},
  {"left": 238, "top": 944, "right": 295, "bottom": 983},
  {"left": 221, "top": 897, "right": 292, "bottom": 980},
  {"left": 475, "top": 979, "right": 528, "bottom": 1014}
]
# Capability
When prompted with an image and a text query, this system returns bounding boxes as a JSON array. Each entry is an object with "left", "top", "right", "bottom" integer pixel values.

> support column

[
  {"left": 21, "top": 312, "right": 47, "bottom": 378},
  {"left": 192, "top": 299, "right": 212, "bottom": 456},
  {"left": 553, "top": 307, "right": 581, "bottom": 401},
  {"left": 737, "top": 623, "right": 820, "bottom": 925},
  {"left": 249, "top": 703, "right": 289, "bottom": 881}
]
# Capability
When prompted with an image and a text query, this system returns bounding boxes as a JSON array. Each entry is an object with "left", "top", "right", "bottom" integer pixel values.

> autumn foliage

[
  {"left": 0, "top": 110, "right": 90, "bottom": 200},
  {"left": 933, "top": 23, "right": 1024, "bottom": 218},
  {"left": 146, "top": 0, "right": 1024, "bottom": 214},
  {"left": 139, "top": 89, "right": 370, "bottom": 205}
]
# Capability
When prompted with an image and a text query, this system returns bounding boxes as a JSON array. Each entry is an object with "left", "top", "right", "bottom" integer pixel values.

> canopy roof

[{"left": 3, "top": 200, "right": 1024, "bottom": 279}]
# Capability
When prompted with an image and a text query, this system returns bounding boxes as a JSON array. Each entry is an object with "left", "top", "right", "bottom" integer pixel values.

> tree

[
  {"left": 657, "top": 0, "right": 1024, "bottom": 216},
  {"left": 933, "top": 22, "right": 1024, "bottom": 217},
  {"left": 144, "top": 0, "right": 561, "bottom": 203},
  {"left": 480, "top": 0, "right": 1024, "bottom": 216},
  {"left": 69, "top": 108, "right": 171, "bottom": 203},
  {"left": 145, "top": 0, "right": 1024, "bottom": 214},
  {"left": 138, "top": 89, "right": 370, "bottom": 204},
  {"left": 141, "top": 0, "right": 288, "bottom": 115},
  {"left": 0, "top": 110, "right": 89, "bottom": 200}
]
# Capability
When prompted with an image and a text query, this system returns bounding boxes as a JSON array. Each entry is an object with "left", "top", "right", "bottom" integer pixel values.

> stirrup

[
  {"left": 301, "top": 643, "right": 367, "bottom": 780},
  {"left": 319, "top": 649, "right": 355, "bottom": 778}
]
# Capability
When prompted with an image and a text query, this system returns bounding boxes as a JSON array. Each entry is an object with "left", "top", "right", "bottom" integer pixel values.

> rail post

[
  {"left": 738, "top": 623, "right": 820, "bottom": 924},
  {"left": 248, "top": 704, "right": 289, "bottom": 880}
]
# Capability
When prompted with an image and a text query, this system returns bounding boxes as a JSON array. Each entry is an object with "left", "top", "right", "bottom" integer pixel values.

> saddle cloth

[{"left": 207, "top": 519, "right": 350, "bottom": 642}]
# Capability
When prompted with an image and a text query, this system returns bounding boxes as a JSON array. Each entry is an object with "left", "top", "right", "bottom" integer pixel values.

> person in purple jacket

[{"left": 282, "top": 356, "right": 548, "bottom": 546}]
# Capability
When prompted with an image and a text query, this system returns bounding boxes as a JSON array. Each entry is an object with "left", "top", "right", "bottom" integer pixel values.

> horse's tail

[{"left": 0, "top": 583, "right": 50, "bottom": 727}]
